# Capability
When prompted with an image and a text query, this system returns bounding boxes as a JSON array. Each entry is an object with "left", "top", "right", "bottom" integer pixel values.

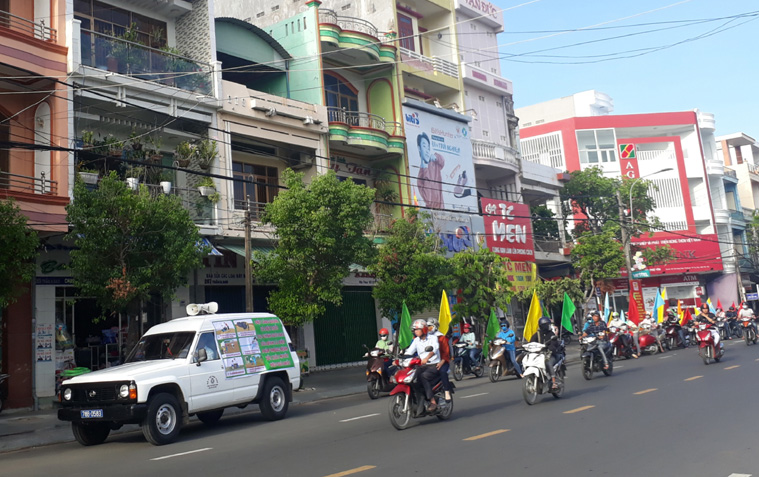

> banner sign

[
  {"left": 213, "top": 318, "right": 294, "bottom": 379},
  {"left": 505, "top": 261, "right": 537, "bottom": 293},
  {"left": 623, "top": 233, "right": 723, "bottom": 276},
  {"left": 630, "top": 279, "right": 646, "bottom": 317},
  {"left": 619, "top": 144, "right": 640, "bottom": 179},
  {"left": 481, "top": 198, "right": 535, "bottom": 262}
]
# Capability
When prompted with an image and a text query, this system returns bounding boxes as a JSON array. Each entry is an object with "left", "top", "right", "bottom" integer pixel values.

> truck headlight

[
  {"left": 63, "top": 388, "right": 72, "bottom": 401},
  {"left": 119, "top": 384, "right": 130, "bottom": 398}
]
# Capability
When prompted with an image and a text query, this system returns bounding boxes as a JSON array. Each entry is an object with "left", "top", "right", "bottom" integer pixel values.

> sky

[{"left": 491, "top": 0, "right": 757, "bottom": 137}]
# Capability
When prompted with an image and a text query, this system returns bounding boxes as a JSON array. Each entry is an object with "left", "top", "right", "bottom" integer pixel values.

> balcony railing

[
  {"left": 319, "top": 9, "right": 379, "bottom": 38},
  {"left": 472, "top": 139, "right": 519, "bottom": 167},
  {"left": 729, "top": 209, "right": 745, "bottom": 222},
  {"left": 637, "top": 150, "right": 676, "bottom": 162},
  {"left": 79, "top": 29, "right": 212, "bottom": 95},
  {"left": 140, "top": 182, "right": 217, "bottom": 225},
  {"left": 399, "top": 47, "right": 458, "bottom": 79},
  {"left": 534, "top": 239, "right": 561, "bottom": 253},
  {"left": 327, "top": 106, "right": 401, "bottom": 136},
  {"left": 748, "top": 162, "right": 759, "bottom": 175},
  {"left": 0, "top": 10, "right": 56, "bottom": 41},
  {"left": 0, "top": 171, "right": 57, "bottom": 195}
]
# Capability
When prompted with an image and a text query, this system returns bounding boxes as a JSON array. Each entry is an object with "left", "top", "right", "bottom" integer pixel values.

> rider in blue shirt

[
  {"left": 496, "top": 320, "right": 522, "bottom": 378},
  {"left": 582, "top": 311, "right": 611, "bottom": 370}
]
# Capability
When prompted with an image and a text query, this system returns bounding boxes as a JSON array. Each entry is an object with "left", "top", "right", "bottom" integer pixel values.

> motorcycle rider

[
  {"left": 663, "top": 311, "right": 688, "bottom": 348},
  {"left": 582, "top": 311, "right": 611, "bottom": 370},
  {"left": 374, "top": 327, "right": 393, "bottom": 376},
  {"left": 427, "top": 318, "right": 452, "bottom": 402},
  {"left": 639, "top": 312, "right": 666, "bottom": 353},
  {"left": 529, "top": 317, "right": 563, "bottom": 390},
  {"left": 460, "top": 323, "right": 481, "bottom": 371},
  {"left": 609, "top": 311, "right": 639, "bottom": 358},
  {"left": 405, "top": 319, "right": 441, "bottom": 412},
  {"left": 738, "top": 303, "right": 758, "bottom": 337},
  {"left": 497, "top": 320, "right": 522, "bottom": 378},
  {"left": 726, "top": 305, "right": 739, "bottom": 338},
  {"left": 696, "top": 303, "right": 722, "bottom": 351}
]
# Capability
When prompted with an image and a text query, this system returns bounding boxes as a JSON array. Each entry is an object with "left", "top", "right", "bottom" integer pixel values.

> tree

[
  {"left": 370, "top": 208, "right": 450, "bottom": 318},
  {"left": 255, "top": 169, "right": 375, "bottom": 326},
  {"left": 0, "top": 198, "right": 39, "bottom": 307},
  {"left": 66, "top": 172, "right": 205, "bottom": 341},
  {"left": 571, "top": 230, "right": 627, "bottom": 315},
  {"left": 448, "top": 247, "right": 512, "bottom": 325},
  {"left": 530, "top": 204, "right": 560, "bottom": 241},
  {"left": 515, "top": 277, "right": 584, "bottom": 310}
]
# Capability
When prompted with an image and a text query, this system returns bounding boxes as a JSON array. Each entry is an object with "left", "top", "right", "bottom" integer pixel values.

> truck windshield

[{"left": 125, "top": 332, "right": 195, "bottom": 362}]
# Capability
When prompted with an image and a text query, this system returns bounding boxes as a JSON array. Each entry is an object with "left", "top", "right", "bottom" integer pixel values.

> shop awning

[{"left": 219, "top": 244, "right": 274, "bottom": 261}]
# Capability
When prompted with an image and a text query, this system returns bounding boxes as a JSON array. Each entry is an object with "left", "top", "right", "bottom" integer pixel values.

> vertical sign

[
  {"left": 630, "top": 279, "right": 646, "bottom": 318},
  {"left": 481, "top": 198, "right": 535, "bottom": 262},
  {"left": 619, "top": 144, "right": 639, "bottom": 179}
]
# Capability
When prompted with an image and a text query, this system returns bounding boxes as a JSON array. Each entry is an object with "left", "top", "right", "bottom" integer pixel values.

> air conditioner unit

[{"left": 289, "top": 152, "right": 313, "bottom": 170}]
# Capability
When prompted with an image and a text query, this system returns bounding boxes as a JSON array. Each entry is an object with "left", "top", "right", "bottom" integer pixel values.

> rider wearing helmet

[
  {"left": 405, "top": 318, "right": 441, "bottom": 412},
  {"left": 496, "top": 319, "right": 522, "bottom": 378},
  {"left": 696, "top": 303, "right": 722, "bottom": 351},
  {"left": 582, "top": 311, "right": 611, "bottom": 370},
  {"left": 609, "top": 311, "right": 639, "bottom": 359},
  {"left": 427, "top": 318, "right": 452, "bottom": 402},
  {"left": 529, "top": 316, "right": 563, "bottom": 390},
  {"left": 738, "top": 303, "right": 757, "bottom": 337},
  {"left": 375, "top": 328, "right": 391, "bottom": 352},
  {"left": 460, "top": 323, "right": 480, "bottom": 370}
]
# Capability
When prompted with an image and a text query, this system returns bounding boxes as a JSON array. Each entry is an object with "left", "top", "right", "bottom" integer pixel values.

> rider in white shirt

[
  {"left": 738, "top": 303, "right": 758, "bottom": 336},
  {"left": 609, "top": 312, "right": 639, "bottom": 358},
  {"left": 405, "top": 319, "right": 441, "bottom": 412},
  {"left": 639, "top": 313, "right": 666, "bottom": 353}
]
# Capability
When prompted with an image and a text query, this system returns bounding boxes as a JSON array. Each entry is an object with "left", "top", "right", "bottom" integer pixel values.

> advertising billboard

[
  {"left": 404, "top": 104, "right": 478, "bottom": 214},
  {"left": 623, "top": 233, "right": 724, "bottom": 276},
  {"left": 481, "top": 198, "right": 535, "bottom": 262}
]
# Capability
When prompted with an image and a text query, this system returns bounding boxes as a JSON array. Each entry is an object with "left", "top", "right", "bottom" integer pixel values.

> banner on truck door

[{"left": 213, "top": 317, "right": 294, "bottom": 379}]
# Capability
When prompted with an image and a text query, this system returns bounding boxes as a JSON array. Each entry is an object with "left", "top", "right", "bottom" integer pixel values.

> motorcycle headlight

[
  {"left": 119, "top": 384, "right": 130, "bottom": 398},
  {"left": 63, "top": 388, "right": 72, "bottom": 401}
]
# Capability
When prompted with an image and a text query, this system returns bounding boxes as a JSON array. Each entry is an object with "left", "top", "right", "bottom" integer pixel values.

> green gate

[{"left": 314, "top": 287, "right": 378, "bottom": 366}]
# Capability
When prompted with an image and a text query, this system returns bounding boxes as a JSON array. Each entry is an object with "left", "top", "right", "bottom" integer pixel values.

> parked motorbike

[
  {"left": 521, "top": 342, "right": 566, "bottom": 405},
  {"left": 608, "top": 326, "right": 635, "bottom": 360},
  {"left": 388, "top": 354, "right": 454, "bottom": 430},
  {"left": 741, "top": 318, "right": 757, "bottom": 345},
  {"left": 364, "top": 345, "right": 395, "bottom": 399},
  {"left": 487, "top": 338, "right": 522, "bottom": 382},
  {"left": 580, "top": 336, "right": 612, "bottom": 380},
  {"left": 452, "top": 343, "right": 484, "bottom": 381},
  {"left": 0, "top": 373, "right": 8, "bottom": 413},
  {"left": 695, "top": 322, "right": 724, "bottom": 365}
]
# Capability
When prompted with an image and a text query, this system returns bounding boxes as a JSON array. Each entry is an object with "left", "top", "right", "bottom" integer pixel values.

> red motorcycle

[
  {"left": 364, "top": 346, "right": 396, "bottom": 399},
  {"left": 608, "top": 326, "right": 635, "bottom": 360},
  {"left": 388, "top": 355, "right": 454, "bottom": 430},
  {"left": 695, "top": 322, "right": 724, "bottom": 365},
  {"left": 741, "top": 317, "right": 758, "bottom": 345}
]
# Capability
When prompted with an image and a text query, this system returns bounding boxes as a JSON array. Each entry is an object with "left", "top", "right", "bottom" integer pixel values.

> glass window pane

[
  {"left": 232, "top": 161, "right": 242, "bottom": 172},
  {"left": 253, "top": 165, "right": 265, "bottom": 176},
  {"left": 267, "top": 167, "right": 278, "bottom": 178},
  {"left": 587, "top": 151, "right": 598, "bottom": 163},
  {"left": 607, "top": 150, "right": 616, "bottom": 162},
  {"left": 596, "top": 129, "right": 615, "bottom": 149},
  {"left": 576, "top": 131, "right": 596, "bottom": 151},
  {"left": 74, "top": 0, "right": 91, "bottom": 15}
]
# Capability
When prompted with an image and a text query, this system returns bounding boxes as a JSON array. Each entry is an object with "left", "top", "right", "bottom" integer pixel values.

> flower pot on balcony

[
  {"left": 160, "top": 181, "right": 172, "bottom": 195},
  {"left": 78, "top": 171, "right": 99, "bottom": 185},
  {"left": 126, "top": 177, "right": 140, "bottom": 190},
  {"left": 176, "top": 158, "right": 191, "bottom": 168},
  {"left": 198, "top": 186, "right": 215, "bottom": 197}
]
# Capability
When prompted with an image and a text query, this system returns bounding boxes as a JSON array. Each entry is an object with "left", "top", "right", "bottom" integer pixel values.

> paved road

[{"left": 4, "top": 339, "right": 759, "bottom": 477}]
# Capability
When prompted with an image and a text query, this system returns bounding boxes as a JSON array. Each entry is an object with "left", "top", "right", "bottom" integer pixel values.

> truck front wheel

[
  {"left": 142, "top": 392, "right": 182, "bottom": 445},
  {"left": 259, "top": 376, "right": 288, "bottom": 421},
  {"left": 72, "top": 422, "right": 110, "bottom": 446}
]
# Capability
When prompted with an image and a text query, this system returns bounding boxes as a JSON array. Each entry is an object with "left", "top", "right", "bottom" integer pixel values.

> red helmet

[
  {"left": 379, "top": 328, "right": 389, "bottom": 336},
  {"left": 462, "top": 324, "right": 471, "bottom": 332}
]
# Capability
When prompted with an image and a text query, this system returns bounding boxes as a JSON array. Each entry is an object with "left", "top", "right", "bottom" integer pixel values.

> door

[
  {"left": 314, "top": 288, "right": 378, "bottom": 365},
  {"left": 397, "top": 14, "right": 414, "bottom": 51},
  {"left": 188, "top": 332, "right": 236, "bottom": 412}
]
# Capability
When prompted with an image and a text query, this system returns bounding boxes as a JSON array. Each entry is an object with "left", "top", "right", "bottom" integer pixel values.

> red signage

[
  {"left": 481, "top": 199, "right": 535, "bottom": 262},
  {"left": 621, "top": 233, "right": 723, "bottom": 276},
  {"left": 629, "top": 279, "right": 646, "bottom": 323},
  {"left": 620, "top": 154, "right": 640, "bottom": 179}
]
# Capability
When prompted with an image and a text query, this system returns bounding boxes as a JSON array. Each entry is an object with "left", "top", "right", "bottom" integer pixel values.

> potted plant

[
  {"left": 195, "top": 137, "right": 218, "bottom": 170},
  {"left": 125, "top": 165, "right": 144, "bottom": 190},
  {"left": 128, "top": 131, "right": 145, "bottom": 160},
  {"left": 81, "top": 130, "right": 95, "bottom": 149},
  {"left": 197, "top": 176, "right": 216, "bottom": 197},
  {"left": 145, "top": 135, "right": 163, "bottom": 163},
  {"left": 160, "top": 45, "right": 185, "bottom": 87},
  {"left": 159, "top": 169, "right": 173, "bottom": 194},
  {"left": 102, "top": 135, "right": 123, "bottom": 157},
  {"left": 174, "top": 140, "right": 195, "bottom": 167},
  {"left": 77, "top": 168, "right": 100, "bottom": 185}
]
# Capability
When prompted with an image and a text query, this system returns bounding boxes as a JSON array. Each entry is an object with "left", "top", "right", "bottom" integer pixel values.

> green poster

[{"left": 212, "top": 317, "right": 293, "bottom": 379}]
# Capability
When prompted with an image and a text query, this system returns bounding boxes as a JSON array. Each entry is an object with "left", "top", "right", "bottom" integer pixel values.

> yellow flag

[
  {"left": 523, "top": 291, "right": 541, "bottom": 341},
  {"left": 438, "top": 290, "right": 452, "bottom": 335}
]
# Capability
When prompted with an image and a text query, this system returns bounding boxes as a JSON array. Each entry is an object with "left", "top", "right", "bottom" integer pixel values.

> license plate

[{"left": 80, "top": 409, "right": 103, "bottom": 419}]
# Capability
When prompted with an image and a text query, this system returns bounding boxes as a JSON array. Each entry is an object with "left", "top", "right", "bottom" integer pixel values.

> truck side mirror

[{"left": 196, "top": 348, "right": 208, "bottom": 366}]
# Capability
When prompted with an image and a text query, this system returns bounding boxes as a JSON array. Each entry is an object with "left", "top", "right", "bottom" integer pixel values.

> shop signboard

[
  {"left": 747, "top": 292, "right": 759, "bottom": 301},
  {"left": 622, "top": 233, "right": 723, "bottom": 276},
  {"left": 630, "top": 279, "right": 646, "bottom": 317},
  {"left": 505, "top": 261, "right": 537, "bottom": 293},
  {"left": 431, "top": 209, "right": 486, "bottom": 256},
  {"left": 619, "top": 144, "right": 639, "bottom": 179},
  {"left": 480, "top": 198, "right": 535, "bottom": 262},
  {"left": 404, "top": 104, "right": 477, "bottom": 214},
  {"left": 212, "top": 317, "right": 294, "bottom": 379}
]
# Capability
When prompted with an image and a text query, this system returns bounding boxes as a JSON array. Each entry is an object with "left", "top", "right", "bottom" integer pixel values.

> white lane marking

[
  {"left": 461, "top": 392, "right": 489, "bottom": 399},
  {"left": 339, "top": 413, "right": 380, "bottom": 422},
  {"left": 659, "top": 356, "right": 672, "bottom": 359},
  {"left": 615, "top": 365, "right": 624, "bottom": 368},
  {"left": 150, "top": 448, "right": 213, "bottom": 461},
  {"left": 727, "top": 474, "right": 751, "bottom": 477}
]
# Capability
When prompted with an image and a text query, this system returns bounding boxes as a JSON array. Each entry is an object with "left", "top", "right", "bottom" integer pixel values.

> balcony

[
  {"left": 534, "top": 239, "right": 569, "bottom": 264},
  {"left": 319, "top": 10, "right": 395, "bottom": 65},
  {"left": 472, "top": 138, "right": 519, "bottom": 178},
  {"left": 0, "top": 10, "right": 56, "bottom": 42},
  {"left": 729, "top": 209, "right": 746, "bottom": 224},
  {"left": 0, "top": 171, "right": 57, "bottom": 195},
  {"left": 399, "top": 47, "right": 458, "bottom": 79},
  {"left": 327, "top": 107, "right": 404, "bottom": 156},
  {"left": 79, "top": 29, "right": 213, "bottom": 95},
  {"left": 724, "top": 168, "right": 739, "bottom": 183}
]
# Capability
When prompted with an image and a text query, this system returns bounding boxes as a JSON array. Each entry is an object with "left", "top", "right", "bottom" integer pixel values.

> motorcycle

[
  {"left": 388, "top": 353, "right": 454, "bottom": 430},
  {"left": 521, "top": 342, "right": 566, "bottom": 405},
  {"left": 580, "top": 336, "right": 613, "bottom": 380},
  {"left": 741, "top": 318, "right": 757, "bottom": 345},
  {"left": 635, "top": 325, "right": 662, "bottom": 355},
  {"left": 664, "top": 321, "right": 688, "bottom": 349},
  {"left": 452, "top": 343, "right": 484, "bottom": 381},
  {"left": 0, "top": 373, "right": 8, "bottom": 413},
  {"left": 695, "top": 322, "right": 724, "bottom": 365},
  {"left": 717, "top": 319, "right": 731, "bottom": 341},
  {"left": 684, "top": 321, "right": 698, "bottom": 347},
  {"left": 364, "top": 345, "right": 395, "bottom": 399},
  {"left": 560, "top": 330, "right": 574, "bottom": 345},
  {"left": 487, "top": 338, "right": 522, "bottom": 382},
  {"left": 608, "top": 326, "right": 635, "bottom": 360}
]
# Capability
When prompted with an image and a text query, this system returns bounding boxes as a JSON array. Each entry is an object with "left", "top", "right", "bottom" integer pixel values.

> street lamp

[{"left": 629, "top": 167, "right": 674, "bottom": 224}]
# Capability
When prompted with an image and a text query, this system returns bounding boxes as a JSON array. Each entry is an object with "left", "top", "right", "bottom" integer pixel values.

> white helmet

[{"left": 412, "top": 319, "right": 427, "bottom": 331}]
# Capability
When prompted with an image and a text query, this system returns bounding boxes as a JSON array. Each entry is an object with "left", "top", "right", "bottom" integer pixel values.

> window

[
  {"left": 397, "top": 13, "right": 414, "bottom": 51},
  {"left": 323, "top": 73, "right": 358, "bottom": 113},
  {"left": 464, "top": 90, "right": 468, "bottom": 96},
  {"left": 233, "top": 162, "right": 280, "bottom": 211},
  {"left": 501, "top": 135, "right": 507, "bottom": 142},
  {"left": 256, "top": 11, "right": 265, "bottom": 17},
  {"left": 271, "top": 5, "right": 279, "bottom": 11},
  {"left": 341, "top": 3, "right": 351, "bottom": 10},
  {"left": 491, "top": 68, "right": 497, "bottom": 73},
  {"left": 735, "top": 146, "right": 744, "bottom": 164},
  {"left": 460, "top": 54, "right": 464, "bottom": 61},
  {"left": 478, "top": 95, "right": 485, "bottom": 101},
  {"left": 475, "top": 61, "right": 481, "bottom": 67},
  {"left": 74, "top": 0, "right": 167, "bottom": 48},
  {"left": 483, "top": 130, "right": 489, "bottom": 137},
  {"left": 576, "top": 129, "right": 617, "bottom": 164},
  {"left": 195, "top": 332, "right": 220, "bottom": 361}
]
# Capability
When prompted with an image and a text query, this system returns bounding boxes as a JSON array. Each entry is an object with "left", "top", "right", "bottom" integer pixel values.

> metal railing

[
  {"left": 319, "top": 9, "right": 379, "bottom": 38},
  {"left": 399, "top": 47, "right": 459, "bottom": 78},
  {"left": 385, "top": 121, "right": 403, "bottom": 136},
  {"left": 328, "top": 106, "right": 387, "bottom": 131},
  {"left": 0, "top": 170, "right": 57, "bottom": 195},
  {"left": 79, "top": 29, "right": 212, "bottom": 95},
  {"left": 232, "top": 200, "right": 268, "bottom": 222},
  {"left": 471, "top": 139, "right": 519, "bottom": 167},
  {"left": 747, "top": 162, "right": 759, "bottom": 175},
  {"left": 0, "top": 10, "right": 56, "bottom": 41},
  {"left": 637, "top": 150, "right": 676, "bottom": 162},
  {"left": 534, "top": 239, "right": 561, "bottom": 253}
]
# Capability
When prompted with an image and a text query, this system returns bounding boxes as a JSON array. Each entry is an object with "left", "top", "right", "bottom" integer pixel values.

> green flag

[
  {"left": 483, "top": 308, "right": 500, "bottom": 353},
  {"left": 561, "top": 292, "right": 576, "bottom": 333},
  {"left": 398, "top": 301, "right": 413, "bottom": 350}
]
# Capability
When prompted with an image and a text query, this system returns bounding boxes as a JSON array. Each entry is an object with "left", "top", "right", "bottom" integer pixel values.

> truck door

[{"left": 188, "top": 332, "right": 237, "bottom": 412}]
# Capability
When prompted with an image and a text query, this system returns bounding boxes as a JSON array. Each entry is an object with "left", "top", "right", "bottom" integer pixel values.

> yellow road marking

[
  {"left": 323, "top": 466, "right": 376, "bottom": 477},
  {"left": 633, "top": 388, "right": 657, "bottom": 395},
  {"left": 725, "top": 365, "right": 741, "bottom": 370},
  {"left": 564, "top": 405, "right": 595, "bottom": 414},
  {"left": 684, "top": 376, "right": 703, "bottom": 381},
  {"left": 463, "top": 429, "right": 510, "bottom": 441}
]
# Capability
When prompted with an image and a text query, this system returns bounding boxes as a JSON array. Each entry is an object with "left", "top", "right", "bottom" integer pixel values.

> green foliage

[
  {"left": 515, "top": 277, "right": 584, "bottom": 309},
  {"left": 369, "top": 209, "right": 450, "bottom": 318},
  {"left": 0, "top": 199, "right": 39, "bottom": 307},
  {"left": 571, "top": 231, "right": 626, "bottom": 312},
  {"left": 530, "top": 204, "right": 560, "bottom": 240},
  {"left": 65, "top": 172, "right": 205, "bottom": 312},
  {"left": 255, "top": 169, "right": 375, "bottom": 325},
  {"left": 448, "top": 247, "right": 513, "bottom": 325}
]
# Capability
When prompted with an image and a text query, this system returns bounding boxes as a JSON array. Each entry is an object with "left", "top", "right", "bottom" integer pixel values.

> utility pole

[
  {"left": 616, "top": 189, "right": 634, "bottom": 288},
  {"left": 244, "top": 195, "right": 253, "bottom": 312}
]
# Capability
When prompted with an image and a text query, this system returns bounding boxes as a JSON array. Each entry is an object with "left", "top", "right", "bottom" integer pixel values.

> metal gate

[{"left": 314, "top": 287, "right": 377, "bottom": 366}]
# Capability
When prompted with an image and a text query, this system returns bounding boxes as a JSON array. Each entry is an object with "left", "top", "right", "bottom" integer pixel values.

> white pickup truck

[{"left": 58, "top": 304, "right": 300, "bottom": 446}]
